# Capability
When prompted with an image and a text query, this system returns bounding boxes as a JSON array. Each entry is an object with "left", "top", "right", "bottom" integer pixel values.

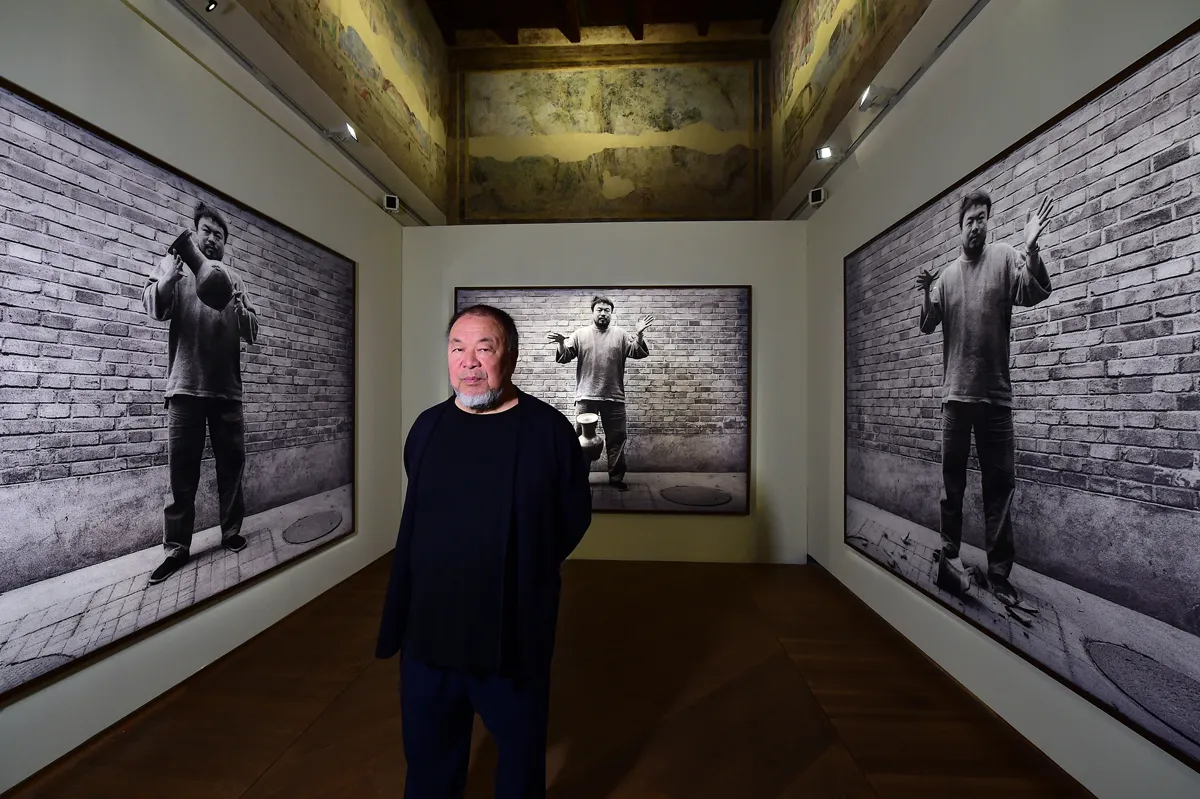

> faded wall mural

[
  {"left": 770, "top": 0, "right": 930, "bottom": 202},
  {"left": 240, "top": 0, "right": 450, "bottom": 213},
  {"left": 461, "top": 62, "right": 761, "bottom": 221}
]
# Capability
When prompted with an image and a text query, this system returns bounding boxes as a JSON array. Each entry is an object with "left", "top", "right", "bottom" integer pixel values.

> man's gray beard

[{"left": 455, "top": 386, "right": 505, "bottom": 411}]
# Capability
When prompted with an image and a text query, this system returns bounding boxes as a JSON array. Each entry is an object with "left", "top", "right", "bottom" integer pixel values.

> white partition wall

[
  {"left": 401, "top": 221, "right": 807, "bottom": 565},
  {"left": 0, "top": 0, "right": 405, "bottom": 791},
  {"left": 806, "top": 0, "right": 1200, "bottom": 797}
]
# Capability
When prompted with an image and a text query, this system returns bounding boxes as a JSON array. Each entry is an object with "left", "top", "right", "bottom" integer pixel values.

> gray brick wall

[
  {"left": 454, "top": 287, "right": 751, "bottom": 435},
  {"left": 845, "top": 31, "right": 1200, "bottom": 511},
  {"left": 0, "top": 86, "right": 355, "bottom": 487}
]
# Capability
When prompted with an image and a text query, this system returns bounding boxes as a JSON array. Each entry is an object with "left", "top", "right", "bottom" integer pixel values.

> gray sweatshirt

[
  {"left": 920, "top": 241, "right": 1052, "bottom": 407},
  {"left": 142, "top": 261, "right": 259, "bottom": 404},
  {"left": 555, "top": 324, "right": 649, "bottom": 402}
]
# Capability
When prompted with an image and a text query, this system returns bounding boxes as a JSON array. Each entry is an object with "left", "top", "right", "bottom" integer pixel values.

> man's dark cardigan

[{"left": 375, "top": 389, "right": 593, "bottom": 676}]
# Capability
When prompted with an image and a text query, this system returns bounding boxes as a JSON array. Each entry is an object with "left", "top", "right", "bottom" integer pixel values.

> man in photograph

[
  {"left": 142, "top": 201, "right": 260, "bottom": 586},
  {"left": 916, "top": 189, "right": 1055, "bottom": 607},
  {"left": 375, "top": 304, "right": 592, "bottom": 799},
  {"left": 546, "top": 295, "right": 654, "bottom": 490}
]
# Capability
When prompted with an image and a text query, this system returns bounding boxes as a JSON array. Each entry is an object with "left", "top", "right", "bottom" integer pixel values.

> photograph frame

[
  {"left": 840, "top": 18, "right": 1200, "bottom": 774},
  {"left": 454, "top": 283, "right": 754, "bottom": 517},
  {"left": 0, "top": 75, "right": 359, "bottom": 707}
]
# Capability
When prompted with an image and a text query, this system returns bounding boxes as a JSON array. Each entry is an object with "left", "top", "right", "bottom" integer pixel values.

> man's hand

[
  {"left": 154, "top": 252, "right": 185, "bottom": 285},
  {"left": 545, "top": 331, "right": 566, "bottom": 344},
  {"left": 914, "top": 268, "right": 938, "bottom": 294},
  {"left": 1025, "top": 195, "right": 1055, "bottom": 250},
  {"left": 635, "top": 314, "right": 655, "bottom": 335}
]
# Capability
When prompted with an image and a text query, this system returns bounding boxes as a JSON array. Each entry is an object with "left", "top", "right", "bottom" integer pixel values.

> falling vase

[
  {"left": 169, "top": 230, "right": 234, "bottom": 312},
  {"left": 577, "top": 412, "right": 604, "bottom": 463}
]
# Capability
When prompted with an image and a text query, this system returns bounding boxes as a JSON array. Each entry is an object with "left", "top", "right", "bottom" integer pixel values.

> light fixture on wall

[
  {"left": 326, "top": 122, "right": 358, "bottom": 143},
  {"left": 815, "top": 145, "right": 836, "bottom": 161},
  {"left": 858, "top": 84, "right": 897, "bottom": 112},
  {"left": 205, "top": 1, "right": 217, "bottom": 10}
]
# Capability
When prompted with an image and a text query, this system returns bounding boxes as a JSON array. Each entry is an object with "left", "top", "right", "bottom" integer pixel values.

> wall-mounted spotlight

[
  {"left": 206, "top": 1, "right": 217, "bottom": 10},
  {"left": 815, "top": 145, "right": 835, "bottom": 161},
  {"left": 327, "top": 122, "right": 358, "bottom": 143},
  {"left": 859, "top": 84, "right": 896, "bottom": 112}
]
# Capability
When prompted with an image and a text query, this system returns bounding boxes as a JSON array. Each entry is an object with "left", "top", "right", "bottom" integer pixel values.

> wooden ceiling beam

[
  {"left": 696, "top": 0, "right": 712, "bottom": 36},
  {"left": 428, "top": 0, "right": 460, "bottom": 46},
  {"left": 626, "top": 0, "right": 645, "bottom": 41},
  {"left": 761, "top": 0, "right": 776, "bottom": 34},
  {"left": 560, "top": 0, "right": 582, "bottom": 43}
]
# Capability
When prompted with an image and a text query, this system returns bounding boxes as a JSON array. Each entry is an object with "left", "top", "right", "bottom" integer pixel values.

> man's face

[
  {"left": 592, "top": 302, "right": 612, "bottom": 329},
  {"left": 196, "top": 216, "right": 226, "bottom": 261},
  {"left": 447, "top": 313, "right": 513, "bottom": 408},
  {"left": 961, "top": 203, "right": 989, "bottom": 256}
]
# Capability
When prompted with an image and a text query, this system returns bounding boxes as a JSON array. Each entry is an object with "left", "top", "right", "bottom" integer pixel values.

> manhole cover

[
  {"left": 659, "top": 486, "right": 732, "bottom": 507},
  {"left": 1085, "top": 639, "right": 1200, "bottom": 747},
  {"left": 282, "top": 510, "right": 343, "bottom": 545}
]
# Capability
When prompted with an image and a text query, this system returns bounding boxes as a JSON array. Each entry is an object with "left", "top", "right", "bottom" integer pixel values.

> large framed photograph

[
  {"left": 0, "top": 79, "right": 356, "bottom": 698},
  {"left": 843, "top": 22, "right": 1200, "bottom": 771},
  {"left": 454, "top": 285, "right": 751, "bottom": 515}
]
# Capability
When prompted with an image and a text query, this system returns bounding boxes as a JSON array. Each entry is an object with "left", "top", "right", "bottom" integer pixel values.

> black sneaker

[
  {"left": 223, "top": 533, "right": 247, "bottom": 553},
  {"left": 149, "top": 554, "right": 188, "bottom": 585},
  {"left": 608, "top": 479, "right": 628, "bottom": 491}
]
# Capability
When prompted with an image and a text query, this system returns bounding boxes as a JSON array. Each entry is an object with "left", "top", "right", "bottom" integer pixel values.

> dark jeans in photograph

[
  {"left": 400, "top": 656, "right": 550, "bottom": 799},
  {"left": 575, "top": 399, "right": 627, "bottom": 482},
  {"left": 939, "top": 400, "right": 1017, "bottom": 580},
  {"left": 163, "top": 395, "right": 246, "bottom": 557}
]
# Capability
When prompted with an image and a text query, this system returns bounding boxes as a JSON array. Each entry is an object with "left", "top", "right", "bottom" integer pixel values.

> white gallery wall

[
  {"left": 402, "top": 221, "right": 807, "bottom": 565},
  {"left": 806, "top": 0, "right": 1200, "bottom": 797},
  {"left": 0, "top": 0, "right": 405, "bottom": 791}
]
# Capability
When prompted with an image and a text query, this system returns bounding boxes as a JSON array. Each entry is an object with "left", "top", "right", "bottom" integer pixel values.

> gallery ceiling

[{"left": 424, "top": 0, "right": 786, "bottom": 45}]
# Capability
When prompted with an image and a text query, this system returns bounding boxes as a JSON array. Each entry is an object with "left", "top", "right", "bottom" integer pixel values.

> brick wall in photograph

[
  {"left": 455, "top": 286, "right": 751, "bottom": 436},
  {"left": 0, "top": 85, "right": 355, "bottom": 488},
  {"left": 845, "top": 30, "right": 1200, "bottom": 512}
]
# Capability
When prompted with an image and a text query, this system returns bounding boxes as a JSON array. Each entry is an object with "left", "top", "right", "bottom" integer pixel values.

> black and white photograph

[
  {"left": 843, "top": 25, "right": 1200, "bottom": 769},
  {"left": 0, "top": 81, "right": 356, "bottom": 697},
  {"left": 455, "top": 285, "right": 751, "bottom": 514}
]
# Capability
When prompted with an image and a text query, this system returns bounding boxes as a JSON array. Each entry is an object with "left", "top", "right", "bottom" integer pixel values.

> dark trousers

[
  {"left": 164, "top": 395, "right": 246, "bottom": 556},
  {"left": 939, "top": 400, "right": 1016, "bottom": 579},
  {"left": 575, "top": 399, "right": 627, "bottom": 482},
  {"left": 400, "top": 657, "right": 550, "bottom": 799}
]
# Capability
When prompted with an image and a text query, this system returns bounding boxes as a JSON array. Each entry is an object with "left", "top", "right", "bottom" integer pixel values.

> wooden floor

[{"left": 9, "top": 558, "right": 1093, "bottom": 798}]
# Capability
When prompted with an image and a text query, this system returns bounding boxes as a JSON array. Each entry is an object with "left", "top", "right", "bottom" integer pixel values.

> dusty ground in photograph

[
  {"left": 589, "top": 472, "right": 747, "bottom": 514},
  {"left": 0, "top": 485, "right": 353, "bottom": 694},
  {"left": 846, "top": 496, "right": 1200, "bottom": 765}
]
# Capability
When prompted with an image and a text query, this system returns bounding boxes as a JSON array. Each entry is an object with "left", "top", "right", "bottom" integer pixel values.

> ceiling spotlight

[
  {"left": 815, "top": 146, "right": 835, "bottom": 161},
  {"left": 206, "top": 1, "right": 217, "bottom": 10},
  {"left": 859, "top": 84, "right": 897, "bottom": 112}
]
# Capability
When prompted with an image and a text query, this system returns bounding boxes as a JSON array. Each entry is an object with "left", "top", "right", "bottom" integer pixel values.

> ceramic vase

[
  {"left": 577, "top": 412, "right": 604, "bottom": 463},
  {"left": 169, "top": 230, "right": 234, "bottom": 312}
]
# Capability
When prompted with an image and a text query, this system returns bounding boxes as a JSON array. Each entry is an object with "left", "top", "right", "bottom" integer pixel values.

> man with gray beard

[{"left": 376, "top": 303, "right": 592, "bottom": 799}]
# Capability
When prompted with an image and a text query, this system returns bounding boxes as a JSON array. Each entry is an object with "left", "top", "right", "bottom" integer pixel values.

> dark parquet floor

[{"left": 6, "top": 557, "right": 1093, "bottom": 798}]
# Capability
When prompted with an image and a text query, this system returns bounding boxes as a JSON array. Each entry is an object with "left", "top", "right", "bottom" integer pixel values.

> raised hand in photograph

[{"left": 547, "top": 295, "right": 651, "bottom": 491}]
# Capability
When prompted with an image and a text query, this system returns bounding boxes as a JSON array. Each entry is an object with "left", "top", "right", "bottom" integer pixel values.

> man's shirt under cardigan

[
  {"left": 376, "top": 389, "right": 593, "bottom": 678},
  {"left": 404, "top": 403, "right": 521, "bottom": 675}
]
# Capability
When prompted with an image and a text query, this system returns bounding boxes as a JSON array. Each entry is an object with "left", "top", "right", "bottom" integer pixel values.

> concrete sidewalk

[
  {"left": 845, "top": 496, "right": 1200, "bottom": 765},
  {"left": 589, "top": 471, "right": 747, "bottom": 513},
  {"left": 0, "top": 485, "right": 353, "bottom": 695}
]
